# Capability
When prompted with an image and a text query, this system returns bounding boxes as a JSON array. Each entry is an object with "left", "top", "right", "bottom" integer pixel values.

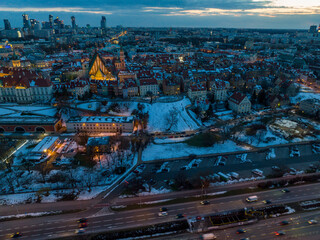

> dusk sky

[{"left": 0, "top": 0, "right": 319, "bottom": 29}]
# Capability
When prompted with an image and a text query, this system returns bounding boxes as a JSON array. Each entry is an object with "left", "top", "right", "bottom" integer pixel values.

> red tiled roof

[{"left": 229, "top": 92, "right": 247, "bottom": 105}]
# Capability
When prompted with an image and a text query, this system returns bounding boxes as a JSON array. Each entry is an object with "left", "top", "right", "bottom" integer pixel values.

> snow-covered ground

[
  {"left": 76, "top": 101, "right": 100, "bottom": 111},
  {"left": 142, "top": 140, "right": 245, "bottom": 161},
  {"left": 146, "top": 97, "right": 200, "bottom": 132},
  {"left": 291, "top": 90, "right": 320, "bottom": 104},
  {"left": 154, "top": 137, "right": 191, "bottom": 144},
  {"left": 236, "top": 127, "right": 288, "bottom": 147}
]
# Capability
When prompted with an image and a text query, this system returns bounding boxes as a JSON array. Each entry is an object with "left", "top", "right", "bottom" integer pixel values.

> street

[{"left": 1, "top": 182, "right": 320, "bottom": 239}]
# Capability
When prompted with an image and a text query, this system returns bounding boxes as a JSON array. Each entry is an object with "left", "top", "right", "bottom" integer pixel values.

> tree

[
  {"left": 251, "top": 90, "right": 257, "bottom": 104},
  {"left": 258, "top": 89, "right": 267, "bottom": 105},
  {"left": 165, "top": 109, "right": 178, "bottom": 131},
  {"left": 205, "top": 104, "right": 214, "bottom": 120},
  {"left": 21, "top": 158, "right": 33, "bottom": 173}
]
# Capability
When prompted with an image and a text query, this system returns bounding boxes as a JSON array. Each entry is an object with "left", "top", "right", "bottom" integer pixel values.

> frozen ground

[{"left": 142, "top": 140, "right": 245, "bottom": 161}]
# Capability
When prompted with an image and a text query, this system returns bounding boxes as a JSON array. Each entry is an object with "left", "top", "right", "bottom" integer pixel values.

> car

[
  {"left": 75, "top": 228, "right": 85, "bottom": 234},
  {"left": 158, "top": 211, "right": 168, "bottom": 217},
  {"left": 308, "top": 219, "right": 318, "bottom": 224},
  {"left": 236, "top": 229, "right": 247, "bottom": 234},
  {"left": 272, "top": 166, "right": 281, "bottom": 171},
  {"left": 281, "top": 188, "right": 290, "bottom": 193},
  {"left": 79, "top": 222, "right": 87, "bottom": 228},
  {"left": 175, "top": 213, "right": 185, "bottom": 219},
  {"left": 200, "top": 200, "right": 210, "bottom": 205},
  {"left": 10, "top": 232, "right": 22, "bottom": 238},
  {"left": 275, "top": 231, "right": 285, "bottom": 236},
  {"left": 78, "top": 218, "right": 88, "bottom": 223},
  {"left": 279, "top": 220, "right": 289, "bottom": 225},
  {"left": 196, "top": 216, "right": 203, "bottom": 221},
  {"left": 160, "top": 207, "right": 168, "bottom": 212},
  {"left": 262, "top": 200, "right": 272, "bottom": 204}
]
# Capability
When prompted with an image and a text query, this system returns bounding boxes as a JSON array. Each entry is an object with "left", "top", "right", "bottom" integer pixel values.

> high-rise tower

[
  {"left": 101, "top": 16, "right": 106, "bottom": 29},
  {"left": 22, "top": 14, "right": 30, "bottom": 29},
  {"left": 4, "top": 19, "right": 11, "bottom": 30},
  {"left": 71, "top": 16, "right": 76, "bottom": 29}
]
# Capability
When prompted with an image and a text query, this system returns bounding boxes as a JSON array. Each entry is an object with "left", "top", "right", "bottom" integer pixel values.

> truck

[
  {"left": 246, "top": 195, "right": 258, "bottom": 202},
  {"left": 201, "top": 233, "right": 217, "bottom": 240}
]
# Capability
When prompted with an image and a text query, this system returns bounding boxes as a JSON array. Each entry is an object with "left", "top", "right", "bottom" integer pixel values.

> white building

[
  {"left": 209, "top": 79, "right": 230, "bottom": 101},
  {"left": 139, "top": 79, "right": 159, "bottom": 96},
  {"left": 0, "top": 68, "right": 53, "bottom": 103},
  {"left": 228, "top": 92, "right": 251, "bottom": 114},
  {"left": 66, "top": 116, "right": 134, "bottom": 133},
  {"left": 188, "top": 83, "right": 207, "bottom": 101}
]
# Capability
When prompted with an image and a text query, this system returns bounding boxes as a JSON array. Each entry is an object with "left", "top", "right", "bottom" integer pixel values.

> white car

[
  {"left": 158, "top": 211, "right": 168, "bottom": 217},
  {"left": 308, "top": 219, "right": 318, "bottom": 224},
  {"left": 289, "top": 147, "right": 300, "bottom": 157},
  {"left": 75, "top": 228, "right": 85, "bottom": 234}
]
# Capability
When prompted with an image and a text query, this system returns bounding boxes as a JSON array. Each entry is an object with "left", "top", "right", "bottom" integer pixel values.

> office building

[
  {"left": 71, "top": 16, "right": 76, "bottom": 29},
  {"left": 4, "top": 19, "right": 11, "bottom": 30},
  {"left": 22, "top": 14, "right": 30, "bottom": 29},
  {"left": 101, "top": 16, "right": 106, "bottom": 29}
]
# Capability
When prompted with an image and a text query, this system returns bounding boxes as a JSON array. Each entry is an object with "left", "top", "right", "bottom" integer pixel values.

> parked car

[{"left": 289, "top": 147, "right": 300, "bottom": 157}]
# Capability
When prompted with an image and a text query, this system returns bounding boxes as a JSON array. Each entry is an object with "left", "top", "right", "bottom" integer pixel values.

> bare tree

[{"left": 165, "top": 109, "right": 178, "bottom": 131}]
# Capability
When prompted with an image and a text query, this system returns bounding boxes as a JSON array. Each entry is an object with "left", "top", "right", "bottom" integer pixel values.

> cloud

[
  {"left": 0, "top": 0, "right": 319, "bottom": 28},
  {"left": 0, "top": 7, "right": 112, "bottom": 15}
]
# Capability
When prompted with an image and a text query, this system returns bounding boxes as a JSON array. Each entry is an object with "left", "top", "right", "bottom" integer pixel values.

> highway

[
  {"left": 1, "top": 182, "right": 320, "bottom": 239},
  {"left": 154, "top": 210, "right": 320, "bottom": 240}
]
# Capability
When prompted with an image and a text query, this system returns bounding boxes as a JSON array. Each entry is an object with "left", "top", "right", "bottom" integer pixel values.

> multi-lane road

[
  {"left": 154, "top": 210, "right": 320, "bottom": 240},
  {"left": 1, "top": 182, "right": 320, "bottom": 240}
]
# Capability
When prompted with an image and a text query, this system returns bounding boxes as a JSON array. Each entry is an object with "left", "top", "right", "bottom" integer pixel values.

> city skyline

[{"left": 0, "top": 0, "right": 319, "bottom": 29}]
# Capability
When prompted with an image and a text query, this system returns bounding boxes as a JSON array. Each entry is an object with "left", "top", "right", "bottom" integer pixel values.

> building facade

[
  {"left": 228, "top": 92, "right": 251, "bottom": 113},
  {"left": 66, "top": 116, "right": 134, "bottom": 133}
]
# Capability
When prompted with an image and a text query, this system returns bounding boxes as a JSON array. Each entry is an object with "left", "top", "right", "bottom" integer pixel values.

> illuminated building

[
  {"left": 66, "top": 116, "right": 134, "bottom": 133},
  {"left": 0, "top": 68, "right": 53, "bottom": 103},
  {"left": 88, "top": 52, "right": 116, "bottom": 81}
]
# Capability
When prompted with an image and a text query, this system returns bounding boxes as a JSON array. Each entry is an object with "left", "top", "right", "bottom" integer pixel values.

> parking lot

[{"left": 138, "top": 143, "right": 320, "bottom": 189}]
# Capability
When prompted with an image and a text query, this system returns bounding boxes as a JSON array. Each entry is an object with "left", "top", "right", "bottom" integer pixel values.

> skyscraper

[
  {"left": 22, "top": 14, "right": 30, "bottom": 29},
  {"left": 309, "top": 25, "right": 317, "bottom": 33},
  {"left": 49, "top": 14, "right": 53, "bottom": 28},
  {"left": 101, "top": 16, "right": 106, "bottom": 29},
  {"left": 71, "top": 16, "right": 76, "bottom": 29},
  {"left": 4, "top": 19, "right": 11, "bottom": 30},
  {"left": 30, "top": 19, "right": 41, "bottom": 30}
]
